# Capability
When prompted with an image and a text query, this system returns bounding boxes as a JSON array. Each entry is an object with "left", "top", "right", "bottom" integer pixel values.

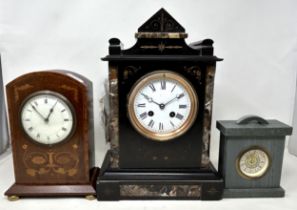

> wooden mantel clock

[
  {"left": 97, "top": 8, "right": 224, "bottom": 200},
  {"left": 4, "top": 70, "right": 99, "bottom": 200}
]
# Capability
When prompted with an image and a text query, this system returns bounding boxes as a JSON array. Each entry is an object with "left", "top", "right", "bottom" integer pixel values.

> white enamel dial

[
  {"left": 128, "top": 71, "right": 198, "bottom": 141},
  {"left": 238, "top": 148, "right": 270, "bottom": 179},
  {"left": 21, "top": 91, "right": 75, "bottom": 145}
]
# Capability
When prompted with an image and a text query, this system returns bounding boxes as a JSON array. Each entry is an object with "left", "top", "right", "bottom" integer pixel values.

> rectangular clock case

[
  {"left": 217, "top": 115, "right": 292, "bottom": 198},
  {"left": 96, "top": 9, "right": 224, "bottom": 200}
]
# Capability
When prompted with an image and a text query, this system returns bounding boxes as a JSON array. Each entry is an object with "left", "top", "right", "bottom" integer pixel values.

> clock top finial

[
  {"left": 136, "top": 8, "right": 187, "bottom": 39},
  {"left": 103, "top": 8, "right": 222, "bottom": 62}
]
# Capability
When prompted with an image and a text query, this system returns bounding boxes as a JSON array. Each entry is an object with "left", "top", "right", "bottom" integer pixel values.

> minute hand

[
  {"left": 31, "top": 104, "right": 46, "bottom": 120},
  {"left": 141, "top": 93, "right": 160, "bottom": 106}
]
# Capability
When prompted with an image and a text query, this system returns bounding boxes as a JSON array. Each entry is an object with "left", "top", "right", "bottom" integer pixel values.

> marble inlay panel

[
  {"left": 202, "top": 65, "right": 216, "bottom": 166},
  {"left": 120, "top": 184, "right": 201, "bottom": 198},
  {"left": 107, "top": 65, "right": 119, "bottom": 168}
]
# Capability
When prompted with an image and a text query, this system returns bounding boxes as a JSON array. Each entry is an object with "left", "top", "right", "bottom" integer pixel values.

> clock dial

[
  {"left": 237, "top": 148, "right": 270, "bottom": 179},
  {"left": 20, "top": 91, "right": 75, "bottom": 145},
  {"left": 128, "top": 71, "right": 198, "bottom": 141}
]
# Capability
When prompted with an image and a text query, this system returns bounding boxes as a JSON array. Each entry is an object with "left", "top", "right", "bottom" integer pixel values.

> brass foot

[
  {"left": 85, "top": 195, "right": 96, "bottom": 200},
  {"left": 8, "top": 195, "right": 19, "bottom": 201}
]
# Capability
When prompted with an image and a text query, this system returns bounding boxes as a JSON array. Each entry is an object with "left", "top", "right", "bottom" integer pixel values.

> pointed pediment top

[
  {"left": 103, "top": 9, "right": 222, "bottom": 60},
  {"left": 138, "top": 8, "right": 185, "bottom": 33},
  {"left": 136, "top": 8, "right": 187, "bottom": 39}
]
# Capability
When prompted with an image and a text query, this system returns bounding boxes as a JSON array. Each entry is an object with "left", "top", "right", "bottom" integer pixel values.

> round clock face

[
  {"left": 128, "top": 71, "right": 198, "bottom": 141},
  {"left": 20, "top": 91, "right": 75, "bottom": 145},
  {"left": 237, "top": 147, "right": 270, "bottom": 179}
]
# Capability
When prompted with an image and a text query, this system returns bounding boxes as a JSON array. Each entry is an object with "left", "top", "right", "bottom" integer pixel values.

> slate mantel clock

[
  {"left": 97, "top": 8, "right": 224, "bottom": 200},
  {"left": 4, "top": 70, "right": 99, "bottom": 200},
  {"left": 217, "top": 115, "right": 292, "bottom": 198}
]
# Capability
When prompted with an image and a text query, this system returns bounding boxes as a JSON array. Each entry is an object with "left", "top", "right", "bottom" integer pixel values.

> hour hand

[
  {"left": 164, "top": 96, "right": 178, "bottom": 106},
  {"left": 45, "top": 100, "right": 58, "bottom": 122},
  {"left": 141, "top": 93, "right": 150, "bottom": 101},
  {"left": 164, "top": 93, "right": 184, "bottom": 107}
]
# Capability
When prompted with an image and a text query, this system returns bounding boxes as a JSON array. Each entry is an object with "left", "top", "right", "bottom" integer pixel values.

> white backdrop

[{"left": 1, "top": 0, "right": 297, "bottom": 165}]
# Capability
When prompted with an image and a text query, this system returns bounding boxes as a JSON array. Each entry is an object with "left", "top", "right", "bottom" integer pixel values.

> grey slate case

[{"left": 217, "top": 115, "right": 292, "bottom": 198}]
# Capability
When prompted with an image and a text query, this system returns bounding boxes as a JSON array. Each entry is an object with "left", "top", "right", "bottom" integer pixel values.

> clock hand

[
  {"left": 177, "top": 93, "right": 185, "bottom": 99},
  {"left": 141, "top": 93, "right": 160, "bottom": 106},
  {"left": 31, "top": 104, "right": 46, "bottom": 120},
  {"left": 141, "top": 93, "right": 150, "bottom": 100},
  {"left": 45, "top": 100, "right": 58, "bottom": 122},
  {"left": 164, "top": 96, "right": 178, "bottom": 107},
  {"left": 164, "top": 93, "right": 185, "bottom": 107}
]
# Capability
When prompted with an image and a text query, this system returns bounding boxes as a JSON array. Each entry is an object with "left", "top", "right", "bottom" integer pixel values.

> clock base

[
  {"left": 223, "top": 187, "right": 285, "bottom": 198},
  {"left": 4, "top": 167, "right": 99, "bottom": 199},
  {"left": 96, "top": 151, "right": 223, "bottom": 200}
]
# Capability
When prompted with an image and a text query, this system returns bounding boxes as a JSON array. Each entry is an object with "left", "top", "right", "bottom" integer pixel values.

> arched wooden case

[{"left": 5, "top": 70, "right": 99, "bottom": 199}]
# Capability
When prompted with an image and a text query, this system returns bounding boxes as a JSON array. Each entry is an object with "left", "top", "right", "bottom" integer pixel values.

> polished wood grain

[{"left": 5, "top": 70, "right": 97, "bottom": 198}]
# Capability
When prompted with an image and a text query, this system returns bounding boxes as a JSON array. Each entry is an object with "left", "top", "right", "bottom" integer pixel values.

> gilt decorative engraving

[
  {"left": 140, "top": 42, "right": 182, "bottom": 52},
  {"left": 138, "top": 8, "right": 185, "bottom": 33},
  {"left": 123, "top": 66, "right": 141, "bottom": 80},
  {"left": 61, "top": 85, "right": 79, "bottom": 102},
  {"left": 183, "top": 66, "right": 202, "bottom": 81},
  {"left": 14, "top": 84, "right": 33, "bottom": 102},
  {"left": 31, "top": 155, "right": 47, "bottom": 165},
  {"left": 23, "top": 150, "right": 79, "bottom": 177}
]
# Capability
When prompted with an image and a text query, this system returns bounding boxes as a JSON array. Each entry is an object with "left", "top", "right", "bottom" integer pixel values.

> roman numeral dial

[
  {"left": 21, "top": 91, "right": 75, "bottom": 145},
  {"left": 128, "top": 71, "right": 198, "bottom": 141}
]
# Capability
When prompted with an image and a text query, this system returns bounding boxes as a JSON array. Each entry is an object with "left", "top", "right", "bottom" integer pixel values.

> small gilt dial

[
  {"left": 128, "top": 71, "right": 198, "bottom": 141},
  {"left": 237, "top": 148, "right": 270, "bottom": 179},
  {"left": 21, "top": 91, "right": 75, "bottom": 145}
]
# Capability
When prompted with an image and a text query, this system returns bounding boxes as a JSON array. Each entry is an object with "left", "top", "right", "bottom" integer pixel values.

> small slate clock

[
  {"left": 4, "top": 70, "right": 99, "bottom": 200},
  {"left": 217, "top": 115, "right": 292, "bottom": 198}
]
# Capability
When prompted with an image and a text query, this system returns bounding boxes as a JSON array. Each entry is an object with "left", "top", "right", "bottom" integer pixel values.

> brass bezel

[
  {"left": 127, "top": 70, "right": 198, "bottom": 142},
  {"left": 19, "top": 90, "right": 76, "bottom": 146},
  {"left": 236, "top": 146, "right": 271, "bottom": 180}
]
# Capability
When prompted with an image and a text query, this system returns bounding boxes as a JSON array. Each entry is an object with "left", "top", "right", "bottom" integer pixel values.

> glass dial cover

[
  {"left": 20, "top": 91, "right": 75, "bottom": 145},
  {"left": 128, "top": 71, "right": 198, "bottom": 141},
  {"left": 237, "top": 148, "right": 270, "bottom": 179}
]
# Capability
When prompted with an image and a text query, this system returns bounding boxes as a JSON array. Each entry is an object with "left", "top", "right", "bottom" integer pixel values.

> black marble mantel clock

[{"left": 97, "top": 8, "right": 223, "bottom": 200}]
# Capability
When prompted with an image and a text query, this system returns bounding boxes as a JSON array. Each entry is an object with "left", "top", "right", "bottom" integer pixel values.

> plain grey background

[
  {"left": 0, "top": 56, "right": 9, "bottom": 154},
  {"left": 1, "top": 1, "right": 297, "bottom": 210},
  {"left": 0, "top": 0, "right": 297, "bottom": 164},
  {"left": 289, "top": 81, "right": 297, "bottom": 155}
]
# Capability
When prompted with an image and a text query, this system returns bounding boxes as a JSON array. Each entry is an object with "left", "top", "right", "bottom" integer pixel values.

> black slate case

[{"left": 97, "top": 8, "right": 224, "bottom": 200}]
